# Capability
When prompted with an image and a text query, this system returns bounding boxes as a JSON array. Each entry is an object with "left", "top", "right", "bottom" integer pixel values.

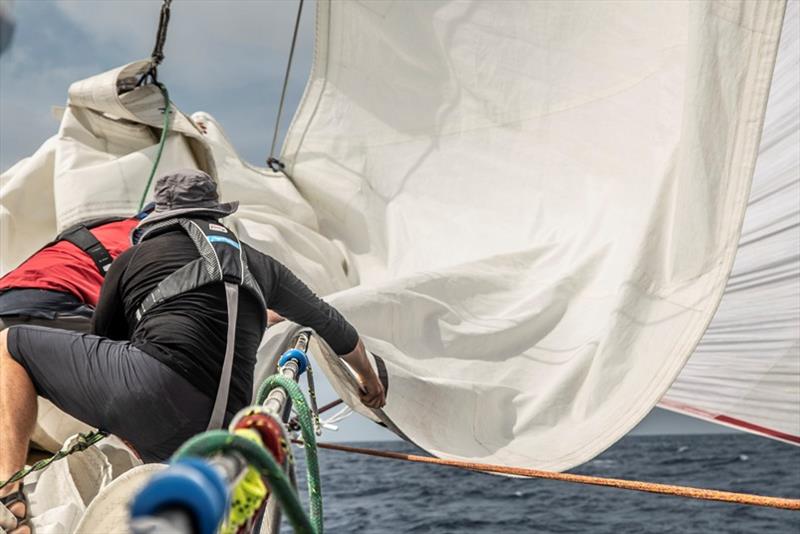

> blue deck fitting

[
  {"left": 130, "top": 458, "right": 228, "bottom": 534},
  {"left": 279, "top": 348, "right": 308, "bottom": 375}
]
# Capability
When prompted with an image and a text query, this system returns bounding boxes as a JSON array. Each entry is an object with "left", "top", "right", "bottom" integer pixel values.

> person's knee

[
  {"left": 0, "top": 328, "right": 22, "bottom": 373},
  {"left": 0, "top": 328, "right": 10, "bottom": 360}
]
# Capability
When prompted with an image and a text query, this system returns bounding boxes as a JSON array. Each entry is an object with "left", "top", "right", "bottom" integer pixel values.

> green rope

[
  {"left": 305, "top": 361, "right": 322, "bottom": 435},
  {"left": 0, "top": 430, "right": 108, "bottom": 491},
  {"left": 173, "top": 430, "right": 317, "bottom": 534},
  {"left": 257, "top": 374, "right": 323, "bottom": 533},
  {"left": 138, "top": 83, "right": 171, "bottom": 210}
]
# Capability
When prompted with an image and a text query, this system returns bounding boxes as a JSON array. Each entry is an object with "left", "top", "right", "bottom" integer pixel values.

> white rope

[{"left": 320, "top": 405, "right": 354, "bottom": 431}]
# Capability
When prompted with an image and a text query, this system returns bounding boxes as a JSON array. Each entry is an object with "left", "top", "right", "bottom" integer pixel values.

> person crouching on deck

[
  {"left": 0, "top": 169, "right": 386, "bottom": 533},
  {"left": 0, "top": 206, "right": 153, "bottom": 333},
  {"left": 0, "top": 206, "right": 151, "bottom": 533}
]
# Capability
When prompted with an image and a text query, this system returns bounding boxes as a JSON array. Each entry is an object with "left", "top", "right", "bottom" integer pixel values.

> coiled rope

[{"left": 313, "top": 442, "right": 800, "bottom": 511}]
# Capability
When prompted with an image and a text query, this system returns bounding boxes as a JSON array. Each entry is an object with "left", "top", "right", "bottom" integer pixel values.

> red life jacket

[{"left": 0, "top": 218, "right": 139, "bottom": 307}]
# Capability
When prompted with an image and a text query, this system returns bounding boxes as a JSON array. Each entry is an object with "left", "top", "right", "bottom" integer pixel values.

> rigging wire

[
  {"left": 311, "top": 442, "right": 800, "bottom": 511},
  {"left": 267, "top": 0, "right": 305, "bottom": 173}
]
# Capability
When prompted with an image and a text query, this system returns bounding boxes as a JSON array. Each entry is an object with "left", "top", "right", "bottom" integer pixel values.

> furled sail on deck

[{"left": 662, "top": 1, "right": 800, "bottom": 445}]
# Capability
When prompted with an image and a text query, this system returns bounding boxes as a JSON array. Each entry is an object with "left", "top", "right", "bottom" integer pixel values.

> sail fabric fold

[
  {"left": 0, "top": 60, "right": 214, "bottom": 273},
  {"left": 0, "top": 0, "right": 792, "bottom": 494},
  {"left": 662, "top": 0, "right": 800, "bottom": 445},
  {"left": 281, "top": 0, "right": 789, "bottom": 469},
  {"left": 4, "top": 0, "right": 795, "bottom": 530}
]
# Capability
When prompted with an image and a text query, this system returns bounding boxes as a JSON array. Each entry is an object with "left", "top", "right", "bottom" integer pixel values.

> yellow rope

[{"left": 314, "top": 442, "right": 800, "bottom": 511}]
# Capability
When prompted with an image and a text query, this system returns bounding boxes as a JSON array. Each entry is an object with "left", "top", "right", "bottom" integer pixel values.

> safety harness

[
  {"left": 134, "top": 217, "right": 267, "bottom": 429},
  {"left": 45, "top": 205, "right": 154, "bottom": 276},
  {"left": 51, "top": 216, "right": 127, "bottom": 275}
]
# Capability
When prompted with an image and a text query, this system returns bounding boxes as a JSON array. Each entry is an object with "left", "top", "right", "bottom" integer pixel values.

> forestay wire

[{"left": 267, "top": 0, "right": 305, "bottom": 175}]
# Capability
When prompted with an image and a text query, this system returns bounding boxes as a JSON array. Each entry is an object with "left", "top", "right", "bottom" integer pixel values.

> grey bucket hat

[{"left": 138, "top": 169, "right": 238, "bottom": 228}]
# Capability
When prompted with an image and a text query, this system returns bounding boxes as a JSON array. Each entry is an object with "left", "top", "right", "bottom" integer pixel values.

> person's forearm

[
  {"left": 273, "top": 288, "right": 359, "bottom": 354},
  {"left": 265, "top": 256, "right": 358, "bottom": 354}
]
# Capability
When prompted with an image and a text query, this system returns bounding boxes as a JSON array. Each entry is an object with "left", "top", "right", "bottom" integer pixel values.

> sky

[
  {"left": 0, "top": 0, "right": 315, "bottom": 171},
  {"left": 0, "top": 0, "right": 739, "bottom": 442}
]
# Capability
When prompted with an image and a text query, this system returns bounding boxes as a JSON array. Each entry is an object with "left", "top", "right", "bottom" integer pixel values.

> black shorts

[
  {"left": 0, "top": 288, "right": 94, "bottom": 333},
  {"left": 0, "top": 288, "right": 93, "bottom": 319},
  {"left": 0, "top": 314, "right": 92, "bottom": 333},
  {"left": 6, "top": 325, "right": 233, "bottom": 462}
]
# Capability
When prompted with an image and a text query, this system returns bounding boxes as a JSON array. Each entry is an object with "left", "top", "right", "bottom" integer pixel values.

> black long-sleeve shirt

[{"left": 92, "top": 227, "right": 358, "bottom": 409}]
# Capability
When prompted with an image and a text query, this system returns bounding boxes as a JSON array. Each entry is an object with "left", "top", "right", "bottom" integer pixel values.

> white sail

[
  {"left": 280, "top": 0, "right": 789, "bottom": 469},
  {"left": 1, "top": 1, "right": 795, "bottom": 531},
  {"left": 2, "top": 1, "right": 789, "bottom": 474},
  {"left": 661, "top": 0, "right": 800, "bottom": 445}
]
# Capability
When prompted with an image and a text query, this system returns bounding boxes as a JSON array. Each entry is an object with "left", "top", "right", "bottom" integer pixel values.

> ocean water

[{"left": 287, "top": 434, "right": 799, "bottom": 533}]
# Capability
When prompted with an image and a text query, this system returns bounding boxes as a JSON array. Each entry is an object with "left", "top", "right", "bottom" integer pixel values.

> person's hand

[
  {"left": 267, "top": 309, "right": 285, "bottom": 327},
  {"left": 341, "top": 338, "right": 386, "bottom": 409}
]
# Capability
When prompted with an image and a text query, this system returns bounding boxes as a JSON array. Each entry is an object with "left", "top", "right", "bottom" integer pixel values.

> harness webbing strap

[
  {"left": 207, "top": 281, "right": 239, "bottom": 430},
  {"left": 133, "top": 218, "right": 266, "bottom": 429},
  {"left": 60, "top": 225, "right": 114, "bottom": 275}
]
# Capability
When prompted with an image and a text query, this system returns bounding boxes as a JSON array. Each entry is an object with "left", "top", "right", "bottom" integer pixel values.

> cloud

[
  {"left": 53, "top": 0, "right": 316, "bottom": 91},
  {"left": 1, "top": 0, "right": 316, "bottom": 170}
]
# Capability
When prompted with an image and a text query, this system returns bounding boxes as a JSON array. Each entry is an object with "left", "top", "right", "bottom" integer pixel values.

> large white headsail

[
  {"left": 0, "top": 1, "right": 793, "bottom": 483},
  {"left": 662, "top": 1, "right": 800, "bottom": 445},
  {"left": 281, "top": 0, "right": 788, "bottom": 470}
]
